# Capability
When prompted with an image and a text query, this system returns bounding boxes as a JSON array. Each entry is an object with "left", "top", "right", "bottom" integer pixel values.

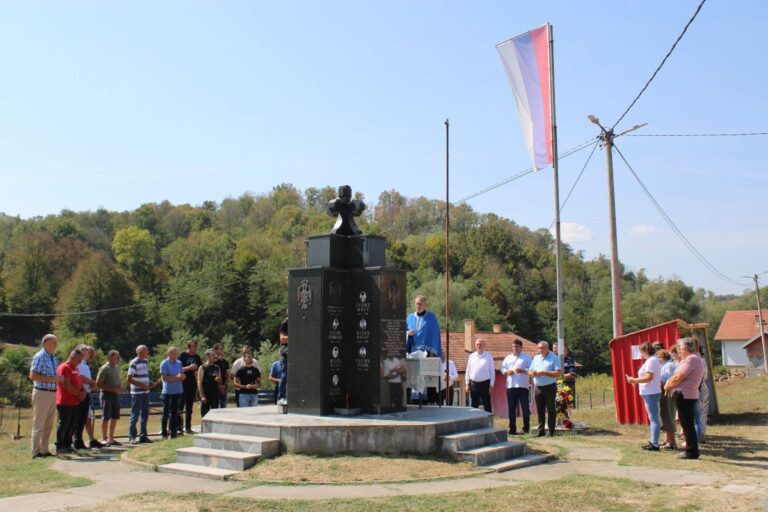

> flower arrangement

[{"left": 555, "top": 378, "right": 574, "bottom": 429}]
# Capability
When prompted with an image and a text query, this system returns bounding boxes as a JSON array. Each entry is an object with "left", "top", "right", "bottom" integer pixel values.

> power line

[
  {"left": 0, "top": 277, "right": 250, "bottom": 318},
  {"left": 549, "top": 140, "right": 600, "bottom": 229},
  {"left": 611, "top": 0, "right": 707, "bottom": 130},
  {"left": 626, "top": 131, "right": 768, "bottom": 137},
  {"left": 612, "top": 142, "right": 749, "bottom": 288},
  {"left": 456, "top": 138, "right": 598, "bottom": 205}
]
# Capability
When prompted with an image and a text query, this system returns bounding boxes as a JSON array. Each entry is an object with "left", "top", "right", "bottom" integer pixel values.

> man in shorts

[{"left": 96, "top": 350, "right": 123, "bottom": 446}]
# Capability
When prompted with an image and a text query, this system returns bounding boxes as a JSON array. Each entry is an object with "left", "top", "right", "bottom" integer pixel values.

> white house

[{"left": 714, "top": 310, "right": 768, "bottom": 368}]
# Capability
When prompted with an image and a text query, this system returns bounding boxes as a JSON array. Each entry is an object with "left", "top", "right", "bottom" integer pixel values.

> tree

[
  {"left": 1, "top": 232, "right": 57, "bottom": 339},
  {"left": 55, "top": 252, "right": 138, "bottom": 355},
  {"left": 112, "top": 226, "right": 156, "bottom": 290}
]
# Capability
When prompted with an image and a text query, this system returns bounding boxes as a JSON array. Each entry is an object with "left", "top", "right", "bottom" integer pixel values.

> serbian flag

[{"left": 496, "top": 24, "right": 553, "bottom": 171}]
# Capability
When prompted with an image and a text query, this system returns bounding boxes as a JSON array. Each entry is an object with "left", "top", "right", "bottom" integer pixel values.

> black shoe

[
  {"left": 548, "top": 432, "right": 556, "bottom": 437},
  {"left": 678, "top": 452, "right": 699, "bottom": 459},
  {"left": 642, "top": 443, "right": 660, "bottom": 451},
  {"left": 139, "top": 437, "right": 153, "bottom": 444},
  {"left": 508, "top": 429, "right": 517, "bottom": 435},
  {"left": 170, "top": 434, "right": 177, "bottom": 439},
  {"left": 43, "top": 452, "right": 55, "bottom": 457},
  {"left": 73, "top": 441, "right": 87, "bottom": 450},
  {"left": 33, "top": 453, "right": 44, "bottom": 459},
  {"left": 89, "top": 440, "right": 104, "bottom": 448},
  {"left": 185, "top": 429, "right": 195, "bottom": 434},
  {"left": 537, "top": 431, "right": 546, "bottom": 437},
  {"left": 55, "top": 448, "right": 71, "bottom": 456}
]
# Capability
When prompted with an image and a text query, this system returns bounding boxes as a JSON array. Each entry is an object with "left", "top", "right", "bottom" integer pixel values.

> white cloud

[
  {"left": 558, "top": 222, "right": 593, "bottom": 242},
  {"left": 629, "top": 224, "right": 657, "bottom": 238}
]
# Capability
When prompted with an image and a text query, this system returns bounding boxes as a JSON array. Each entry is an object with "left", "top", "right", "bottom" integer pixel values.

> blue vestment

[{"left": 405, "top": 311, "right": 442, "bottom": 358}]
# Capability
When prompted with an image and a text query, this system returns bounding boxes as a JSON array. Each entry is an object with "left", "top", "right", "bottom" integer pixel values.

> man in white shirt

[
  {"left": 464, "top": 339, "right": 495, "bottom": 412},
  {"left": 500, "top": 340, "right": 532, "bottom": 435},
  {"left": 74, "top": 345, "right": 102, "bottom": 449}
]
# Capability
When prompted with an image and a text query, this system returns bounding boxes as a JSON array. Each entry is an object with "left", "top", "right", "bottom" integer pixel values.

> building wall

[{"left": 721, "top": 340, "right": 749, "bottom": 366}]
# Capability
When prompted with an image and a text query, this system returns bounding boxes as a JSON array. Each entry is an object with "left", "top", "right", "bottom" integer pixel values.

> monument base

[{"left": 159, "top": 406, "right": 550, "bottom": 479}]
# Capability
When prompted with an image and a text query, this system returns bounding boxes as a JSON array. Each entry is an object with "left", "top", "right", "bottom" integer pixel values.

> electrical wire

[
  {"left": 612, "top": 142, "right": 749, "bottom": 288},
  {"left": 625, "top": 132, "right": 768, "bottom": 137},
  {"left": 456, "top": 137, "right": 599, "bottom": 205},
  {"left": 549, "top": 140, "right": 600, "bottom": 229},
  {"left": 611, "top": 0, "right": 707, "bottom": 130}
]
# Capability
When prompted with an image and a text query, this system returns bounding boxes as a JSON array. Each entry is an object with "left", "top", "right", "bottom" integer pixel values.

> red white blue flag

[{"left": 496, "top": 24, "right": 553, "bottom": 171}]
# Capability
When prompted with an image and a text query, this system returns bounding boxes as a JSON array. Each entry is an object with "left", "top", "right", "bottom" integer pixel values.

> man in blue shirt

[
  {"left": 160, "top": 346, "right": 185, "bottom": 439},
  {"left": 269, "top": 359, "right": 284, "bottom": 404},
  {"left": 29, "top": 334, "right": 64, "bottom": 458},
  {"left": 529, "top": 341, "right": 561, "bottom": 437}
]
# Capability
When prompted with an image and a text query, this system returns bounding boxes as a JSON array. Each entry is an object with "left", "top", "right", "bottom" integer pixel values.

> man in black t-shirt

[
  {"left": 234, "top": 353, "right": 261, "bottom": 407},
  {"left": 197, "top": 349, "right": 221, "bottom": 418},
  {"left": 213, "top": 343, "right": 230, "bottom": 408},
  {"left": 178, "top": 340, "right": 203, "bottom": 434}
]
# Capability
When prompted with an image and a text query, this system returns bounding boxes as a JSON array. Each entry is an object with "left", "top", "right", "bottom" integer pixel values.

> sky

[{"left": 0, "top": 1, "right": 766, "bottom": 296}]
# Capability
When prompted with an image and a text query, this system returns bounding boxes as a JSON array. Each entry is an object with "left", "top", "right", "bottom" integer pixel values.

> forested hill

[{"left": 0, "top": 184, "right": 759, "bottom": 372}]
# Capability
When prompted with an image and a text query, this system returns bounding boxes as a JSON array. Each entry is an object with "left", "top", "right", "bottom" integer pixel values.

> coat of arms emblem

[{"left": 297, "top": 280, "right": 313, "bottom": 310}]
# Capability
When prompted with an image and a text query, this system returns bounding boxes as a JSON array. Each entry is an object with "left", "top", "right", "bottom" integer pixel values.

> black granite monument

[{"left": 288, "top": 186, "right": 407, "bottom": 415}]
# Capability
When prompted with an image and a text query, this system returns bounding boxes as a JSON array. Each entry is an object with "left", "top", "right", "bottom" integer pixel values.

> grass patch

[
  {"left": 125, "top": 436, "right": 194, "bottom": 467},
  {"left": 234, "top": 452, "right": 483, "bottom": 484},
  {"left": 0, "top": 429, "right": 91, "bottom": 498},
  {"left": 550, "top": 374, "right": 768, "bottom": 477},
  {"left": 76, "top": 474, "right": 742, "bottom": 512}
]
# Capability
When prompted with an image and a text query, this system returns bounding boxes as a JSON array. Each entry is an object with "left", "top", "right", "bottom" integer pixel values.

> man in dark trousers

[
  {"left": 178, "top": 339, "right": 202, "bottom": 434},
  {"left": 56, "top": 349, "right": 87, "bottom": 455}
]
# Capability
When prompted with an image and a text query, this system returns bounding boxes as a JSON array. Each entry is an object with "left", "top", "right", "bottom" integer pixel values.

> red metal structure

[{"left": 609, "top": 319, "right": 715, "bottom": 424}]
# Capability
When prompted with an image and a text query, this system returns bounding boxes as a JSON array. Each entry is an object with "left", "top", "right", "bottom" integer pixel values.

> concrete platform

[{"left": 201, "top": 405, "right": 495, "bottom": 455}]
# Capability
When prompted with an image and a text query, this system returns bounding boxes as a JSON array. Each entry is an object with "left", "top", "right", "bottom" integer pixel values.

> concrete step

[
  {"left": 202, "top": 418, "right": 282, "bottom": 439},
  {"left": 438, "top": 427, "right": 507, "bottom": 453},
  {"left": 176, "top": 446, "right": 260, "bottom": 471},
  {"left": 195, "top": 432, "right": 280, "bottom": 458},
  {"left": 482, "top": 453, "right": 551, "bottom": 472},
  {"left": 456, "top": 440, "right": 527, "bottom": 466},
  {"left": 158, "top": 462, "right": 239, "bottom": 480},
  {"left": 434, "top": 415, "right": 494, "bottom": 436}
]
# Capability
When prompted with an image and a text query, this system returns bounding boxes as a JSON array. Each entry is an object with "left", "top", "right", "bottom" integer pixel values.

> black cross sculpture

[{"left": 327, "top": 185, "right": 366, "bottom": 236}]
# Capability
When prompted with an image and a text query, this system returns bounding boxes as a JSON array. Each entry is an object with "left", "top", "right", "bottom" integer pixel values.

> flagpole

[
  {"left": 444, "top": 119, "right": 451, "bottom": 405},
  {"left": 548, "top": 23, "right": 565, "bottom": 369}
]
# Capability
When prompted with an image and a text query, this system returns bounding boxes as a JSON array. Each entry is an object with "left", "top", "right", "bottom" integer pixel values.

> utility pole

[
  {"left": 586, "top": 117, "right": 646, "bottom": 339},
  {"left": 750, "top": 274, "right": 768, "bottom": 373},
  {"left": 588, "top": 115, "right": 622, "bottom": 338}
]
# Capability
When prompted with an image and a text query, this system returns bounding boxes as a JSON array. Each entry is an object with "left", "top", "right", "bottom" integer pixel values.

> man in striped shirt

[
  {"left": 128, "top": 345, "right": 153, "bottom": 444},
  {"left": 29, "top": 334, "right": 64, "bottom": 458}
]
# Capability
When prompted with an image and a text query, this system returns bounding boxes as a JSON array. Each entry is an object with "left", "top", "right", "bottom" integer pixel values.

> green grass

[
  {"left": 0, "top": 433, "right": 91, "bottom": 498},
  {"left": 538, "top": 373, "right": 768, "bottom": 477},
  {"left": 124, "top": 436, "right": 194, "bottom": 467},
  {"left": 78, "top": 475, "right": 725, "bottom": 512}
]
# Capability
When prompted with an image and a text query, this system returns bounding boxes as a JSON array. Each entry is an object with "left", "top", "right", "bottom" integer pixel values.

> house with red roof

[{"left": 714, "top": 310, "right": 768, "bottom": 369}]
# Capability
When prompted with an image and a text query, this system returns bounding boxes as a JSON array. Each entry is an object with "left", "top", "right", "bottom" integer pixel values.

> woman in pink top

[
  {"left": 664, "top": 337, "right": 705, "bottom": 460},
  {"left": 626, "top": 342, "right": 662, "bottom": 451}
]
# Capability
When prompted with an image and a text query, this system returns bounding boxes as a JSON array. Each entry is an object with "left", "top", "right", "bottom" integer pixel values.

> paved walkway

[{"left": 0, "top": 443, "right": 763, "bottom": 511}]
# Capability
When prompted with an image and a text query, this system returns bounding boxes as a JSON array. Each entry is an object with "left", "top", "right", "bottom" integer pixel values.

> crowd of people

[
  {"left": 27, "top": 332, "right": 288, "bottom": 458},
  {"left": 626, "top": 336, "right": 710, "bottom": 459},
  {"left": 27, "top": 296, "right": 710, "bottom": 462}
]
